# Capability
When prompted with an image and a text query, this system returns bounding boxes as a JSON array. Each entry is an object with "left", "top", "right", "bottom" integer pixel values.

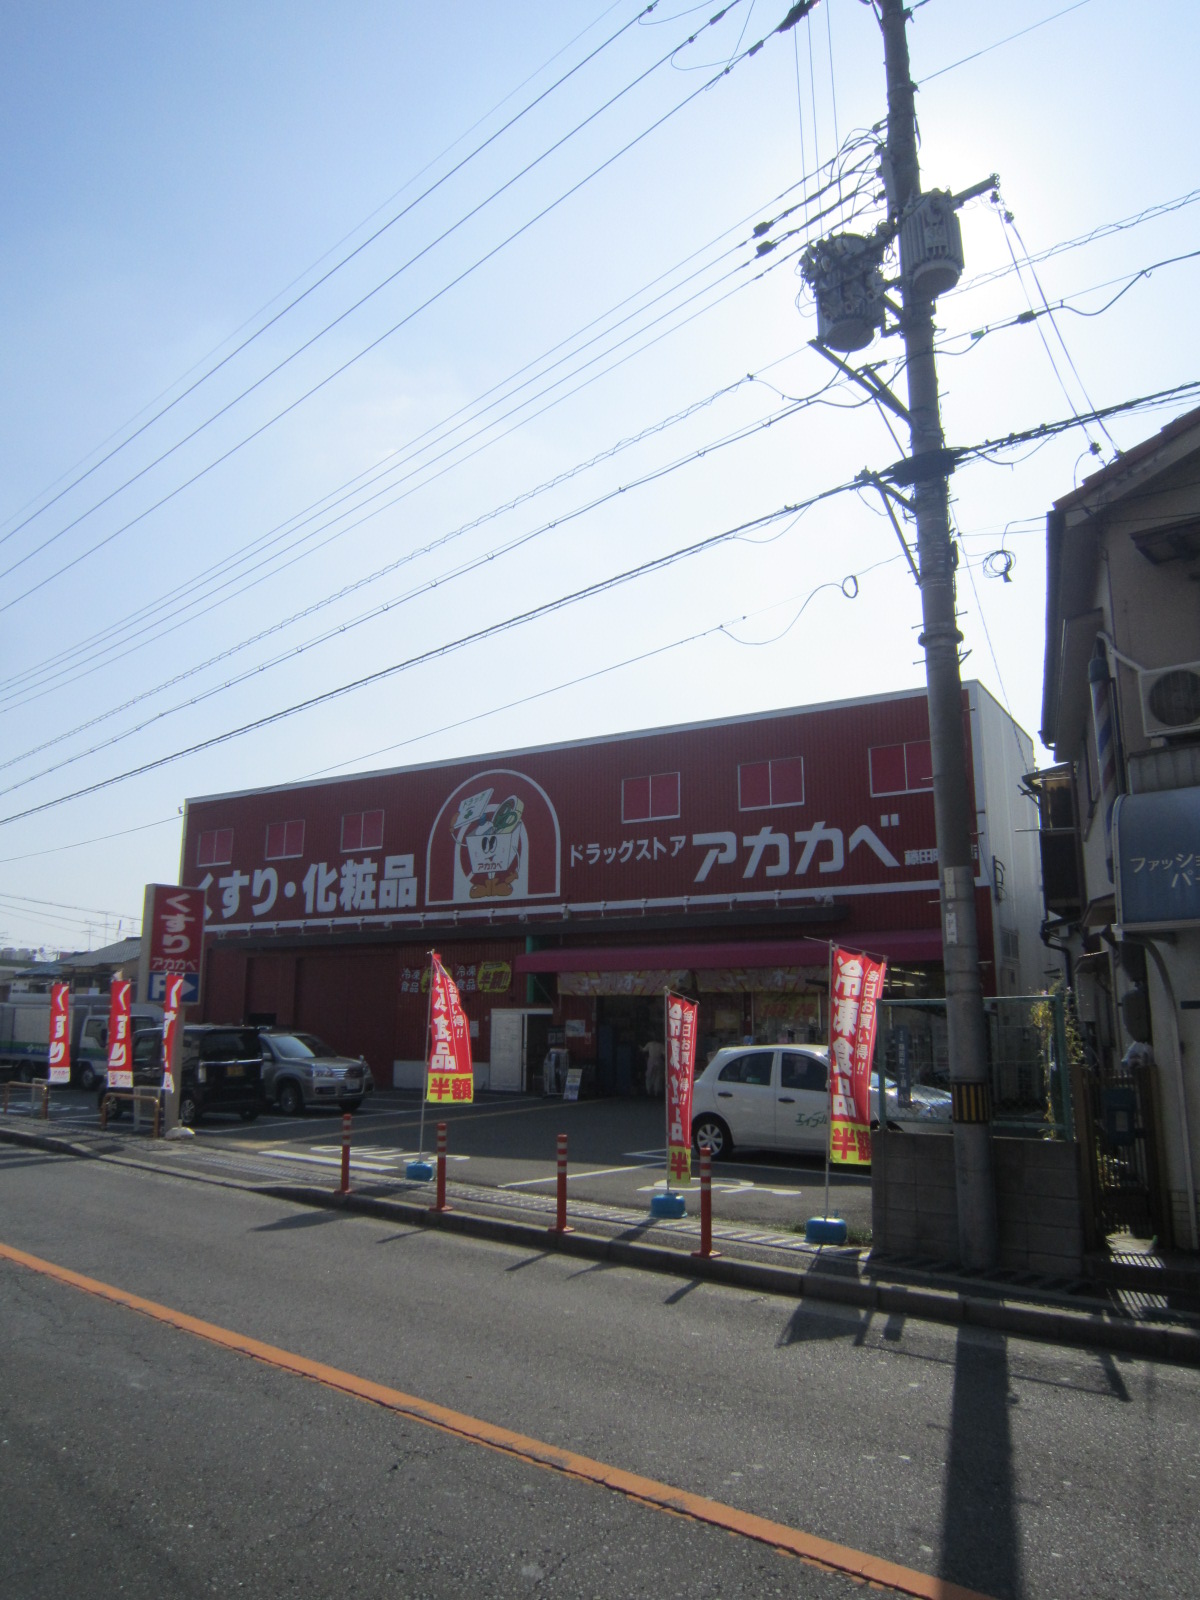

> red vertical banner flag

[
  {"left": 106, "top": 977, "right": 133, "bottom": 1090},
  {"left": 426, "top": 952, "right": 474, "bottom": 1105},
  {"left": 48, "top": 983, "right": 70, "bottom": 1085},
  {"left": 666, "top": 992, "right": 699, "bottom": 1184},
  {"left": 161, "top": 973, "right": 185, "bottom": 1096},
  {"left": 829, "top": 947, "right": 887, "bottom": 1167}
]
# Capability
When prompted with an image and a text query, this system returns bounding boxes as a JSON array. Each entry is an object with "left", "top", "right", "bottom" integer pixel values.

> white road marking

[
  {"left": 500, "top": 1164, "right": 645, "bottom": 1188},
  {"left": 636, "top": 1177, "right": 805, "bottom": 1197}
]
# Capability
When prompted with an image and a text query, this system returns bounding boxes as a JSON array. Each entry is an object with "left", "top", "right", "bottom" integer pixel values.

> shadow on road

[
  {"left": 252, "top": 1210, "right": 345, "bottom": 1232},
  {"left": 939, "top": 1329, "right": 1024, "bottom": 1600}
]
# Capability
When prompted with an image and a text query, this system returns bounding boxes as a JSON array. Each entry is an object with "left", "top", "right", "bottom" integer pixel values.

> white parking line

[{"left": 500, "top": 1164, "right": 645, "bottom": 1188}]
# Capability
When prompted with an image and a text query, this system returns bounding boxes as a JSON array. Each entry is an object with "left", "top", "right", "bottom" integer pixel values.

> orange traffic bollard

[
  {"left": 549, "top": 1132, "right": 572, "bottom": 1235},
  {"left": 40, "top": 1083, "right": 50, "bottom": 1120},
  {"left": 432, "top": 1122, "right": 450, "bottom": 1213},
  {"left": 691, "top": 1148, "right": 719, "bottom": 1259},
  {"left": 339, "top": 1111, "right": 352, "bottom": 1194}
]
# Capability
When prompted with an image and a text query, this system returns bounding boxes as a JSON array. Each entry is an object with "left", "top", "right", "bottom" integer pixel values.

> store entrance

[{"left": 595, "top": 995, "right": 664, "bottom": 1096}]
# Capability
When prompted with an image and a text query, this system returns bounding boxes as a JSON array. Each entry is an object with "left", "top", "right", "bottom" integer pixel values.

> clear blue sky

[{"left": 2, "top": 0, "right": 1198, "bottom": 952}]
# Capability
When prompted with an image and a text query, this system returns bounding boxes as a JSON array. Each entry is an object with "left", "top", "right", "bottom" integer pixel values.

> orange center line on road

[{"left": 0, "top": 1239, "right": 993, "bottom": 1600}]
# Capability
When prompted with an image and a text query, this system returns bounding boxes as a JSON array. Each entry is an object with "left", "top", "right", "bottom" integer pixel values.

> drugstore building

[{"left": 180, "top": 682, "right": 1042, "bottom": 1092}]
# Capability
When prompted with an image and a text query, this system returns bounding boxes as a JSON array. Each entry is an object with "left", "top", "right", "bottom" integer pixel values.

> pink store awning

[{"left": 513, "top": 930, "right": 942, "bottom": 975}]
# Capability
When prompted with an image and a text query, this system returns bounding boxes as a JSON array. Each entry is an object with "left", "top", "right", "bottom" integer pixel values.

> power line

[
  {"left": 919, "top": 0, "right": 1095, "bottom": 83},
  {"left": 0, "top": 890, "right": 143, "bottom": 922},
  {"left": 0, "top": 2, "right": 776, "bottom": 608},
  {"left": 303, "top": 563, "right": 885, "bottom": 782},
  {"left": 0, "top": 374, "right": 873, "bottom": 795},
  {"left": 939, "top": 379, "right": 1200, "bottom": 469},
  {"left": 0, "top": 1, "right": 663, "bottom": 555},
  {"left": 0, "top": 371, "right": 775, "bottom": 754},
  {"left": 0, "top": 816, "right": 179, "bottom": 867},
  {"left": 0, "top": 477, "right": 860, "bottom": 826},
  {"left": 1, "top": 160, "right": 873, "bottom": 708},
  {"left": 951, "top": 187, "right": 1200, "bottom": 298}
]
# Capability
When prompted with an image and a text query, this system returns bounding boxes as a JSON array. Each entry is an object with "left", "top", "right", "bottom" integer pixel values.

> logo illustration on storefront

[{"left": 427, "top": 770, "right": 561, "bottom": 905}]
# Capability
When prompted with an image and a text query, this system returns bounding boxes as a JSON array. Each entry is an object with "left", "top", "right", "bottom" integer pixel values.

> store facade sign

[
  {"left": 140, "top": 883, "right": 206, "bottom": 1004},
  {"left": 1114, "top": 787, "right": 1200, "bottom": 930}
]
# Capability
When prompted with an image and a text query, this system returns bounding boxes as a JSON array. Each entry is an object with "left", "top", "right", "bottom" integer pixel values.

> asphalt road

[
  {"left": 2, "top": 1143, "right": 1198, "bottom": 1599},
  {"left": 20, "top": 1086, "right": 875, "bottom": 1235}
]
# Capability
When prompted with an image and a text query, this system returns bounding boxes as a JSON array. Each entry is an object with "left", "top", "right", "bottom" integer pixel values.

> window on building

[
  {"left": 265, "top": 820, "right": 305, "bottom": 860},
  {"left": 341, "top": 809, "right": 384, "bottom": 851},
  {"left": 196, "top": 828, "right": 233, "bottom": 867},
  {"left": 738, "top": 756, "right": 805, "bottom": 810},
  {"left": 621, "top": 772, "right": 680, "bottom": 823},
  {"left": 869, "top": 740, "right": 934, "bottom": 797}
]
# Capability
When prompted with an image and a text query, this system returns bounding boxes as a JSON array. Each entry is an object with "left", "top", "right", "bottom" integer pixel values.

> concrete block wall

[{"left": 872, "top": 1132, "right": 1085, "bottom": 1275}]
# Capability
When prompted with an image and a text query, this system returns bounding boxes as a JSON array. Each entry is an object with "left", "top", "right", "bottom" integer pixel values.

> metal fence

[{"left": 877, "top": 992, "right": 1074, "bottom": 1139}]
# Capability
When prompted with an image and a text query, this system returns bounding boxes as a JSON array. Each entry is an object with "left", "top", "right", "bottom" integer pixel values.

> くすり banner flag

[
  {"left": 828, "top": 947, "right": 887, "bottom": 1166},
  {"left": 161, "top": 973, "right": 185, "bottom": 1096},
  {"left": 106, "top": 977, "right": 133, "bottom": 1091},
  {"left": 426, "top": 952, "right": 474, "bottom": 1105},
  {"left": 48, "top": 983, "right": 70, "bottom": 1085},
  {"left": 666, "top": 992, "right": 699, "bottom": 1183}
]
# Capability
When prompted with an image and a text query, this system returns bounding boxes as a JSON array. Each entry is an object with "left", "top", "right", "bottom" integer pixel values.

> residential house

[{"left": 1040, "top": 406, "right": 1200, "bottom": 1249}]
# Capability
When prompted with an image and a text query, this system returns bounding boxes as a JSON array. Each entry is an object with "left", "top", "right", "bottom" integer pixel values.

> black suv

[{"left": 102, "top": 1025, "right": 264, "bottom": 1125}]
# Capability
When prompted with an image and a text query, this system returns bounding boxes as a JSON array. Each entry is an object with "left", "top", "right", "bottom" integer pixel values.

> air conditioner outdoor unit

[{"left": 1138, "top": 661, "right": 1200, "bottom": 737}]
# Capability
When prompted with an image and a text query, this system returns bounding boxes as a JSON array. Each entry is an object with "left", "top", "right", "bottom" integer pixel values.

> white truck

[{"left": 0, "top": 994, "right": 162, "bottom": 1089}]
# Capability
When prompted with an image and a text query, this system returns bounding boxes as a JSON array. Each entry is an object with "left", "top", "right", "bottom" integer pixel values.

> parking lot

[{"left": 1, "top": 1083, "right": 875, "bottom": 1237}]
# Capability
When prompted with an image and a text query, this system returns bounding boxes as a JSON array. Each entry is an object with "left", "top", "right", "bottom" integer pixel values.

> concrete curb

[
  {"left": 259, "top": 1181, "right": 1200, "bottom": 1368},
  {"left": 5, "top": 1123, "right": 1200, "bottom": 1366}
]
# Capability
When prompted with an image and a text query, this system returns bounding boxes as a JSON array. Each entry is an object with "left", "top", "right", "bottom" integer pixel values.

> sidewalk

[{"left": 4, "top": 1116, "right": 1200, "bottom": 1366}]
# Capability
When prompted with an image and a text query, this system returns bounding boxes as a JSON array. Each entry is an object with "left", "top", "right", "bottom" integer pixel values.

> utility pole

[{"left": 878, "top": 0, "right": 997, "bottom": 1267}]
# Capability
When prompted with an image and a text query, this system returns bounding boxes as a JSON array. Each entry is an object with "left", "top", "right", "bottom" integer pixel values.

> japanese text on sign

[
  {"left": 426, "top": 951, "right": 474, "bottom": 1105},
  {"left": 666, "top": 992, "right": 699, "bottom": 1184},
  {"left": 107, "top": 978, "right": 133, "bottom": 1091},
  {"left": 48, "top": 983, "right": 70, "bottom": 1085},
  {"left": 161, "top": 973, "right": 184, "bottom": 1097},
  {"left": 828, "top": 946, "right": 886, "bottom": 1167}
]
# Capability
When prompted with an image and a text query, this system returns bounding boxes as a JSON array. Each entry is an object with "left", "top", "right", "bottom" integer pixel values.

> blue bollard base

[
  {"left": 650, "top": 1192, "right": 687, "bottom": 1220},
  {"left": 406, "top": 1160, "right": 434, "bottom": 1182},
  {"left": 805, "top": 1215, "right": 848, "bottom": 1245}
]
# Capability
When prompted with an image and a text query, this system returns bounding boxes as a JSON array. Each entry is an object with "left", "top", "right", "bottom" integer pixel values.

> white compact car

[{"left": 690, "top": 1044, "right": 952, "bottom": 1159}]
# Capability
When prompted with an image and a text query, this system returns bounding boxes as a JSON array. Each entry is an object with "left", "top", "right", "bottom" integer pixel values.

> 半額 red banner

[
  {"left": 829, "top": 946, "right": 887, "bottom": 1166},
  {"left": 426, "top": 952, "right": 473, "bottom": 1105}
]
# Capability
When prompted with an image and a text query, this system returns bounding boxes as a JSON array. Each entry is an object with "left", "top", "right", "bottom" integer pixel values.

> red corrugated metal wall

[{"left": 202, "top": 937, "right": 527, "bottom": 1081}]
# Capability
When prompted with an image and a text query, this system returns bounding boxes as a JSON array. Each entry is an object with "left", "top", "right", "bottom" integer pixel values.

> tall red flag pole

[
  {"left": 417, "top": 949, "right": 434, "bottom": 1159},
  {"left": 823, "top": 939, "right": 833, "bottom": 1221},
  {"left": 662, "top": 986, "right": 671, "bottom": 1196}
]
